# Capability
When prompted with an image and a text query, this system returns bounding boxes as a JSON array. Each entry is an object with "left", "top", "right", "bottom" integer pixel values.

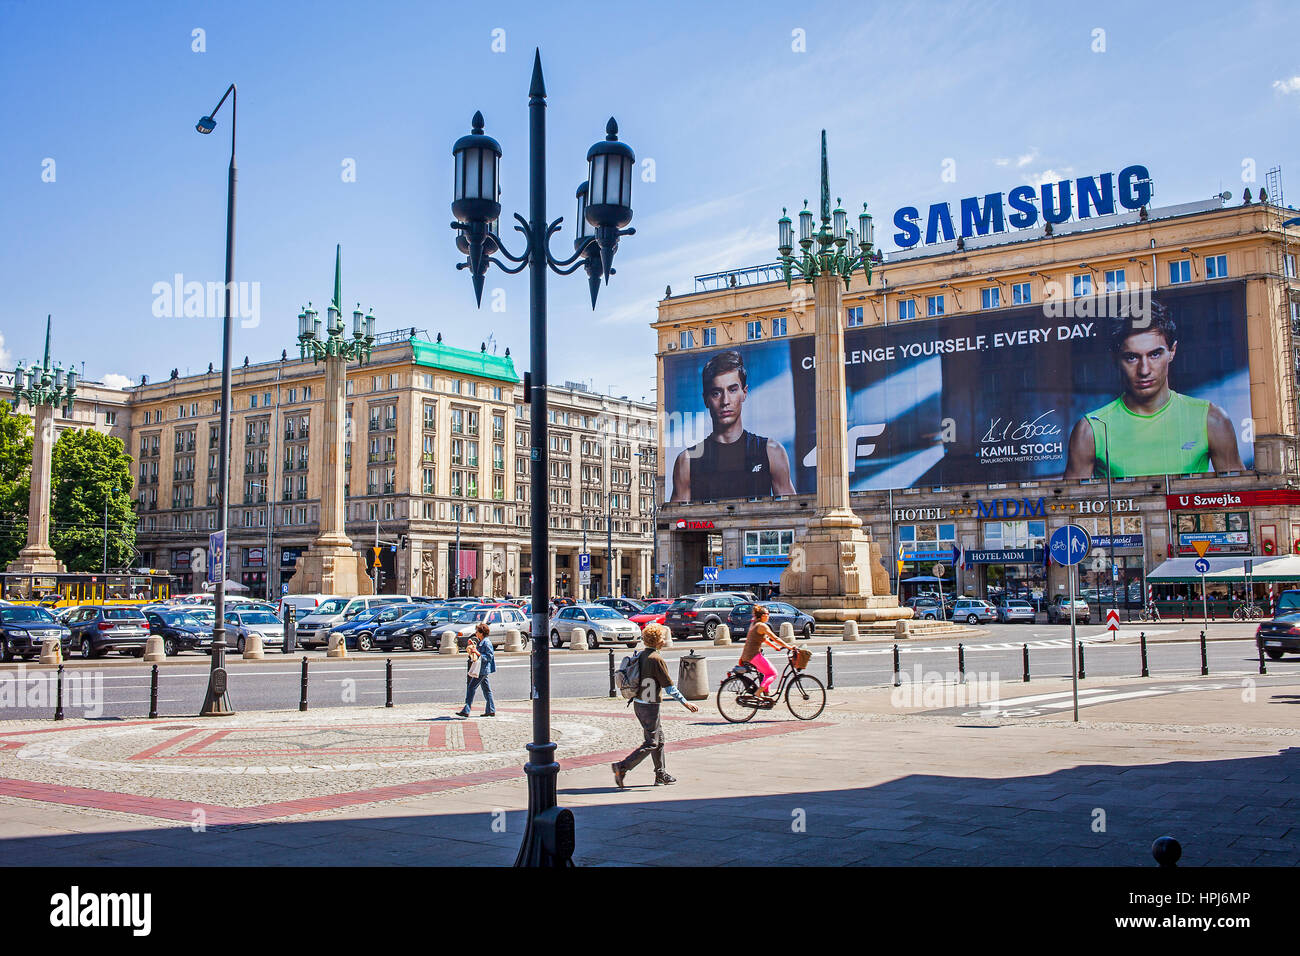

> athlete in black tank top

[{"left": 689, "top": 431, "right": 774, "bottom": 500}]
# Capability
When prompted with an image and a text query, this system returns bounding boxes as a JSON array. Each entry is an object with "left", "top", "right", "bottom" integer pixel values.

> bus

[{"left": 0, "top": 571, "right": 181, "bottom": 607}]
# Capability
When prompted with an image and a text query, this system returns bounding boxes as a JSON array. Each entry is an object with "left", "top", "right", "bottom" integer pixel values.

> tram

[{"left": 0, "top": 570, "right": 181, "bottom": 606}]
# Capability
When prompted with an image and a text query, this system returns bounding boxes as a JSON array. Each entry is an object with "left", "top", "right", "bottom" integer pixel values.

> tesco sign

[{"left": 892, "top": 165, "right": 1153, "bottom": 249}]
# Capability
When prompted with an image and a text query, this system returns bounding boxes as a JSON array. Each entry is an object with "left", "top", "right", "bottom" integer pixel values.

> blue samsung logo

[{"left": 892, "top": 165, "right": 1153, "bottom": 249}]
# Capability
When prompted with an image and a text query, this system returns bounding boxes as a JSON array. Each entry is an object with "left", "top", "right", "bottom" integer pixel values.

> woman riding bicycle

[{"left": 740, "top": 604, "right": 794, "bottom": 699}]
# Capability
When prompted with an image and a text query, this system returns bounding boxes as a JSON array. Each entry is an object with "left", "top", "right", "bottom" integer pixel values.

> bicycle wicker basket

[{"left": 792, "top": 647, "right": 812, "bottom": 670}]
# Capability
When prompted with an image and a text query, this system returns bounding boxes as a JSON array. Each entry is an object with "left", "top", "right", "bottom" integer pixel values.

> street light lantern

[
  {"left": 195, "top": 114, "right": 216, "bottom": 134},
  {"left": 452, "top": 111, "right": 503, "bottom": 220},
  {"left": 352, "top": 304, "right": 365, "bottom": 338},
  {"left": 53, "top": 364, "right": 64, "bottom": 388},
  {"left": 297, "top": 308, "right": 310, "bottom": 339},
  {"left": 574, "top": 181, "right": 603, "bottom": 309},
  {"left": 778, "top": 208, "right": 793, "bottom": 256},
  {"left": 798, "top": 201, "right": 814, "bottom": 246},
  {"left": 575, "top": 181, "right": 594, "bottom": 241},
  {"left": 858, "top": 202, "right": 874, "bottom": 251},
  {"left": 584, "top": 117, "right": 635, "bottom": 282},
  {"left": 364, "top": 309, "right": 376, "bottom": 341},
  {"left": 833, "top": 198, "right": 847, "bottom": 242}
]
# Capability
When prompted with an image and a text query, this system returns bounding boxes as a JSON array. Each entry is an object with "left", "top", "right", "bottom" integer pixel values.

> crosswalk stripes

[{"left": 954, "top": 681, "right": 1236, "bottom": 718}]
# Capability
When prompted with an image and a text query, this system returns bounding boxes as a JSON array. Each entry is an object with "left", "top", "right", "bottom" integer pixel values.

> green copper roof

[{"left": 411, "top": 337, "right": 520, "bottom": 384}]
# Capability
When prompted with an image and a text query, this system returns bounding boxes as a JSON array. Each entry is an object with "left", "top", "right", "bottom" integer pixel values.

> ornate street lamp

[
  {"left": 297, "top": 249, "right": 376, "bottom": 365},
  {"left": 778, "top": 135, "right": 875, "bottom": 290},
  {"left": 448, "top": 49, "right": 635, "bottom": 868},
  {"left": 11, "top": 316, "right": 78, "bottom": 414}
]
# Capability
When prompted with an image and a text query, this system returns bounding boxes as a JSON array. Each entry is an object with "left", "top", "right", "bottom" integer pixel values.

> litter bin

[
  {"left": 283, "top": 604, "right": 297, "bottom": 655},
  {"left": 676, "top": 650, "right": 710, "bottom": 701}
]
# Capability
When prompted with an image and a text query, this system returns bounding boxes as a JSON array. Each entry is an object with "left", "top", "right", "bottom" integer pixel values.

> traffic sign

[
  {"left": 703, "top": 566, "right": 719, "bottom": 582},
  {"left": 281, "top": 583, "right": 289, "bottom": 595},
  {"left": 1049, "top": 525, "right": 1091, "bottom": 567},
  {"left": 1105, "top": 608, "right": 1121, "bottom": 634},
  {"left": 932, "top": 563, "right": 947, "bottom": 578},
  {"left": 1191, "top": 539, "right": 1211, "bottom": 558},
  {"left": 1194, "top": 557, "right": 1210, "bottom": 575},
  {"left": 1244, "top": 558, "right": 1253, "bottom": 575},
  {"left": 577, "top": 553, "right": 591, "bottom": 573}
]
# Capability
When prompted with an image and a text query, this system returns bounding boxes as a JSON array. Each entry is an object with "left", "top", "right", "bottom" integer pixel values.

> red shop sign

[
  {"left": 675, "top": 519, "right": 715, "bottom": 530},
  {"left": 1166, "top": 490, "right": 1300, "bottom": 510}
]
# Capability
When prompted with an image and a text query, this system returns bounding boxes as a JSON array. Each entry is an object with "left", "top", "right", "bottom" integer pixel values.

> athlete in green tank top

[{"left": 1063, "top": 309, "right": 1245, "bottom": 479}]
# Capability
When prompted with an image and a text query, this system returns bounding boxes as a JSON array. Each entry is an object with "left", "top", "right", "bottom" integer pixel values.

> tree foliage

[
  {"left": 49, "top": 429, "right": 137, "bottom": 572},
  {"left": 0, "top": 404, "right": 33, "bottom": 567}
]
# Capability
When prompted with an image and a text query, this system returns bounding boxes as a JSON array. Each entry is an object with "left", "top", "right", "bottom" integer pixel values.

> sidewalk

[{"left": 0, "top": 672, "right": 1296, "bottom": 866}]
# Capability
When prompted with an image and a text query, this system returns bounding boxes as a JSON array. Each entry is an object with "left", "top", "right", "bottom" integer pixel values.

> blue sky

[{"left": 3, "top": 0, "right": 1299, "bottom": 399}]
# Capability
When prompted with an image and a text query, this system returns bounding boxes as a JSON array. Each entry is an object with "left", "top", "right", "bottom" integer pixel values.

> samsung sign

[{"left": 892, "top": 165, "right": 1153, "bottom": 250}]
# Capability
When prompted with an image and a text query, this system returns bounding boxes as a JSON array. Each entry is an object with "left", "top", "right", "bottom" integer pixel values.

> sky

[{"left": 3, "top": 0, "right": 1299, "bottom": 401}]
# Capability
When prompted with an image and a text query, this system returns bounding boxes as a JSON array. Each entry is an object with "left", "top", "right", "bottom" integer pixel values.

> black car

[
  {"left": 726, "top": 601, "right": 815, "bottom": 640},
  {"left": 144, "top": 609, "right": 214, "bottom": 656},
  {"left": 593, "top": 597, "right": 645, "bottom": 617},
  {"left": 65, "top": 605, "right": 152, "bottom": 658},
  {"left": 1257, "top": 589, "right": 1300, "bottom": 659},
  {"left": 371, "top": 606, "right": 449, "bottom": 652},
  {"left": 664, "top": 593, "right": 748, "bottom": 640},
  {"left": 0, "top": 605, "right": 72, "bottom": 661},
  {"left": 347, "top": 602, "right": 427, "bottom": 651}
]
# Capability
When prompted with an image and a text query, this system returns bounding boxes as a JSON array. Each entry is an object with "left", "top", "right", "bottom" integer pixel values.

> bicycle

[
  {"left": 716, "top": 648, "right": 826, "bottom": 722},
  {"left": 1136, "top": 602, "right": 1161, "bottom": 623},
  {"left": 1232, "top": 602, "right": 1265, "bottom": 621}
]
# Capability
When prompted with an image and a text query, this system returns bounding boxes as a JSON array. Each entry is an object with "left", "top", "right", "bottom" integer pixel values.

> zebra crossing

[{"left": 951, "top": 681, "right": 1238, "bottom": 718}]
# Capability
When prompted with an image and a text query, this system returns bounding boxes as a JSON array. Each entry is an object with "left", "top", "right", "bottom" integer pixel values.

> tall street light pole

[
  {"left": 1088, "top": 414, "right": 1117, "bottom": 620},
  {"left": 449, "top": 50, "right": 635, "bottom": 867},
  {"left": 195, "top": 83, "right": 237, "bottom": 717}
]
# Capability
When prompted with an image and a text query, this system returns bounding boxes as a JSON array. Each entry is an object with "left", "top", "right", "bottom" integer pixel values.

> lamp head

[{"left": 195, "top": 115, "right": 217, "bottom": 135}]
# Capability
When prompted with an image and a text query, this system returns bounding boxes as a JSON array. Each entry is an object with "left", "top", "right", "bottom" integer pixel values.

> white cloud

[
  {"left": 1274, "top": 76, "right": 1300, "bottom": 94},
  {"left": 1025, "top": 167, "right": 1075, "bottom": 188},
  {"left": 1016, "top": 149, "right": 1040, "bottom": 168},
  {"left": 101, "top": 373, "right": 134, "bottom": 389},
  {"left": 994, "top": 158, "right": 1010, "bottom": 167}
]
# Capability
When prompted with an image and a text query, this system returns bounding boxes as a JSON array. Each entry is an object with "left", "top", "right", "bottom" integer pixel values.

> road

[{"left": 1, "top": 622, "right": 1295, "bottom": 721}]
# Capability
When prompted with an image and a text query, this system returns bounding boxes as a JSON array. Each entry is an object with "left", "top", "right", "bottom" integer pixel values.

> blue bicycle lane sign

[{"left": 1048, "top": 524, "right": 1092, "bottom": 567}]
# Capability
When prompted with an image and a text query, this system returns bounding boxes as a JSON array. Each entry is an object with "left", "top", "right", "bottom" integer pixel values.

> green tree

[
  {"left": 49, "top": 429, "right": 137, "bottom": 572},
  {"left": 0, "top": 404, "right": 33, "bottom": 567}
]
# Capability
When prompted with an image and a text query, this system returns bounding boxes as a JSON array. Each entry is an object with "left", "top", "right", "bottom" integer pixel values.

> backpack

[{"left": 615, "top": 649, "right": 645, "bottom": 701}]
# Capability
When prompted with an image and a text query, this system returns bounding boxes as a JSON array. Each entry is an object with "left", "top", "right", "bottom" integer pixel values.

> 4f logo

[{"left": 801, "top": 424, "right": 885, "bottom": 468}]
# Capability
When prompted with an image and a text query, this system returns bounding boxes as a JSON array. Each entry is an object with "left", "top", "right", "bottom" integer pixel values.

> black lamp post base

[
  {"left": 514, "top": 741, "right": 574, "bottom": 867},
  {"left": 198, "top": 690, "right": 235, "bottom": 717},
  {"left": 198, "top": 658, "right": 235, "bottom": 717}
]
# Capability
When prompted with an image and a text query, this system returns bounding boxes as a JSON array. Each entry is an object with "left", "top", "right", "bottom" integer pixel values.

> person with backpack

[{"left": 612, "top": 622, "right": 698, "bottom": 789}]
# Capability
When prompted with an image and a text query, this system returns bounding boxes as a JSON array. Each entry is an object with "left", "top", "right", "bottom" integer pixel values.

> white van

[
  {"left": 279, "top": 594, "right": 338, "bottom": 623},
  {"left": 295, "top": 594, "right": 413, "bottom": 649}
]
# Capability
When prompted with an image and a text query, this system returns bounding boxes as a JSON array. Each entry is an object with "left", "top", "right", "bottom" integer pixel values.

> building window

[
  {"left": 771, "top": 316, "right": 787, "bottom": 337},
  {"left": 1104, "top": 268, "right": 1126, "bottom": 292},
  {"left": 983, "top": 520, "right": 1047, "bottom": 550},
  {"left": 1169, "top": 259, "right": 1192, "bottom": 284},
  {"left": 679, "top": 330, "right": 694, "bottom": 349},
  {"left": 1011, "top": 281, "right": 1031, "bottom": 305},
  {"left": 925, "top": 295, "right": 944, "bottom": 317},
  {"left": 746, "top": 319, "right": 763, "bottom": 340},
  {"left": 1286, "top": 254, "right": 1296, "bottom": 279},
  {"left": 1072, "top": 273, "right": 1092, "bottom": 297},
  {"left": 702, "top": 327, "right": 717, "bottom": 346},
  {"left": 250, "top": 394, "right": 257, "bottom": 408},
  {"left": 846, "top": 306, "right": 864, "bottom": 327},
  {"left": 743, "top": 529, "right": 794, "bottom": 563},
  {"left": 1205, "top": 254, "right": 1228, "bottom": 279},
  {"left": 897, "top": 299, "right": 916, "bottom": 321},
  {"left": 980, "top": 287, "right": 1000, "bottom": 310}
]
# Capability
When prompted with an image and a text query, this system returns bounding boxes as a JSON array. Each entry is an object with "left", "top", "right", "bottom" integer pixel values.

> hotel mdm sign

[{"left": 892, "top": 165, "right": 1153, "bottom": 249}]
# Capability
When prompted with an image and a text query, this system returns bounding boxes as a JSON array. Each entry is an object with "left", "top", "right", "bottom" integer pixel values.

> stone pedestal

[
  {"left": 288, "top": 546, "right": 374, "bottom": 597},
  {"left": 241, "top": 634, "right": 265, "bottom": 660},
  {"left": 7, "top": 403, "right": 66, "bottom": 576}
]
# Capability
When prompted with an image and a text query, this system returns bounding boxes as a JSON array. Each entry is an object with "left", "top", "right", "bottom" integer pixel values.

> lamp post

[
  {"left": 1087, "top": 415, "right": 1117, "bottom": 621},
  {"left": 448, "top": 49, "right": 635, "bottom": 867},
  {"left": 635, "top": 450, "right": 657, "bottom": 598},
  {"left": 193, "top": 82, "right": 239, "bottom": 717},
  {"left": 8, "top": 316, "right": 76, "bottom": 576},
  {"left": 606, "top": 488, "right": 614, "bottom": 598},
  {"left": 582, "top": 519, "right": 588, "bottom": 601}
]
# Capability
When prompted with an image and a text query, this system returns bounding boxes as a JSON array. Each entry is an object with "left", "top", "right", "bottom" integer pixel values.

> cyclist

[{"left": 740, "top": 604, "right": 794, "bottom": 700}]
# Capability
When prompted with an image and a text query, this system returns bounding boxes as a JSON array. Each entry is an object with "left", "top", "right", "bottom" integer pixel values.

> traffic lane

[{"left": 2, "top": 640, "right": 1294, "bottom": 720}]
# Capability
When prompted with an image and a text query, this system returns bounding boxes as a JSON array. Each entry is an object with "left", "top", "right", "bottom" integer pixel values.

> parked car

[
  {"left": 947, "top": 598, "right": 996, "bottom": 625},
  {"left": 65, "top": 605, "right": 152, "bottom": 658},
  {"left": 592, "top": 597, "right": 645, "bottom": 617},
  {"left": 549, "top": 604, "right": 642, "bottom": 649},
  {"left": 664, "top": 592, "right": 749, "bottom": 640},
  {"left": 344, "top": 602, "right": 428, "bottom": 651},
  {"left": 223, "top": 609, "right": 286, "bottom": 653},
  {"left": 726, "top": 601, "right": 815, "bottom": 640},
  {"left": 1047, "top": 595, "right": 1092, "bottom": 625},
  {"left": 628, "top": 600, "right": 674, "bottom": 631},
  {"left": 1256, "top": 588, "right": 1300, "bottom": 659},
  {"left": 295, "top": 595, "right": 413, "bottom": 648},
  {"left": 996, "top": 599, "right": 1037, "bottom": 624},
  {"left": 370, "top": 606, "right": 450, "bottom": 652},
  {"left": 279, "top": 594, "right": 339, "bottom": 621},
  {"left": 0, "top": 605, "right": 72, "bottom": 661},
  {"left": 144, "top": 609, "right": 214, "bottom": 656},
  {"left": 429, "top": 605, "right": 532, "bottom": 651}
]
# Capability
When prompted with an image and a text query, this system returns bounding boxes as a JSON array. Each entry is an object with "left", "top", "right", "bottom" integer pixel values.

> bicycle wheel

[
  {"left": 717, "top": 676, "right": 758, "bottom": 723},
  {"left": 1233, "top": 607, "right": 1245, "bottom": 621},
  {"left": 785, "top": 673, "right": 826, "bottom": 720}
]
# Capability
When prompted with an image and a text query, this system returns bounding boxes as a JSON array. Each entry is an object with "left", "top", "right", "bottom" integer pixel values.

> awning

[
  {"left": 694, "top": 567, "right": 783, "bottom": 588},
  {"left": 1146, "top": 554, "right": 1300, "bottom": 584},
  {"left": 901, "top": 575, "right": 942, "bottom": 583}
]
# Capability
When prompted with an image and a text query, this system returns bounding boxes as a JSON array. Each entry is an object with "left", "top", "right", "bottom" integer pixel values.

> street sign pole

[
  {"left": 1202, "top": 571, "right": 1208, "bottom": 624},
  {"left": 1069, "top": 561, "right": 1078, "bottom": 722}
]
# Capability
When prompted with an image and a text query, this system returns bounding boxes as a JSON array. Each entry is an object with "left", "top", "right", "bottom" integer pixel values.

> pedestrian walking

[
  {"left": 612, "top": 622, "right": 698, "bottom": 789},
  {"left": 456, "top": 623, "right": 496, "bottom": 717}
]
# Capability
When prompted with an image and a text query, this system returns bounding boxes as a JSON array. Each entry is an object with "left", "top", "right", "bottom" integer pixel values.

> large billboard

[{"left": 662, "top": 281, "right": 1252, "bottom": 502}]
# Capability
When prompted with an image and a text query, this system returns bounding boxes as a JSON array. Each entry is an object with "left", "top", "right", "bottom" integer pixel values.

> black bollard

[
  {"left": 1140, "top": 631, "right": 1149, "bottom": 678},
  {"left": 149, "top": 664, "right": 159, "bottom": 719},
  {"left": 1199, "top": 630, "right": 1208, "bottom": 676},
  {"left": 54, "top": 663, "right": 64, "bottom": 722},
  {"left": 1151, "top": 836, "right": 1182, "bottom": 867},
  {"left": 608, "top": 649, "right": 616, "bottom": 698},
  {"left": 1022, "top": 644, "right": 1030, "bottom": 682},
  {"left": 299, "top": 656, "right": 309, "bottom": 712},
  {"left": 892, "top": 643, "right": 901, "bottom": 687},
  {"left": 957, "top": 643, "right": 966, "bottom": 684},
  {"left": 385, "top": 658, "right": 394, "bottom": 708},
  {"left": 826, "top": 647, "right": 834, "bottom": 690},
  {"left": 1077, "top": 641, "right": 1086, "bottom": 680},
  {"left": 1257, "top": 634, "right": 1267, "bottom": 676}
]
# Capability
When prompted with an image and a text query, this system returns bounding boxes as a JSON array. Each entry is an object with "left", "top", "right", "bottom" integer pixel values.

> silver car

[
  {"left": 549, "top": 604, "right": 641, "bottom": 649},
  {"left": 996, "top": 600, "right": 1037, "bottom": 623},
  {"left": 223, "top": 609, "right": 285, "bottom": 653}
]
